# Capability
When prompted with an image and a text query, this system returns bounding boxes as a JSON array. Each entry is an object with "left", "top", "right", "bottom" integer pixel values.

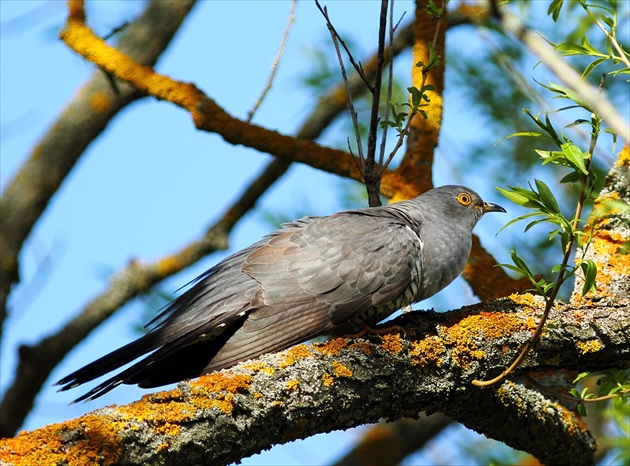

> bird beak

[{"left": 482, "top": 202, "right": 506, "bottom": 214}]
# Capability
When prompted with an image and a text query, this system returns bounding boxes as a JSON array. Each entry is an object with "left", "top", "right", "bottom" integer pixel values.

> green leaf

[
  {"left": 561, "top": 142, "right": 589, "bottom": 174},
  {"left": 497, "top": 131, "right": 547, "bottom": 144},
  {"left": 496, "top": 186, "right": 530, "bottom": 206},
  {"left": 580, "top": 260, "right": 598, "bottom": 296},
  {"left": 535, "top": 179, "right": 561, "bottom": 214},
  {"left": 546, "top": 82, "right": 593, "bottom": 111},
  {"left": 547, "top": 0, "right": 564, "bottom": 21},
  {"left": 573, "top": 372, "right": 591, "bottom": 384},
  {"left": 560, "top": 171, "right": 581, "bottom": 183}
]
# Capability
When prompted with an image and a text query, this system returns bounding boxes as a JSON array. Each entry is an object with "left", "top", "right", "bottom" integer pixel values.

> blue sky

[{"left": 3, "top": 1, "right": 621, "bottom": 464}]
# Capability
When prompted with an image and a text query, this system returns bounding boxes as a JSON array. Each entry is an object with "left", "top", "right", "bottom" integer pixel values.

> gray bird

[{"left": 56, "top": 185, "right": 505, "bottom": 402}]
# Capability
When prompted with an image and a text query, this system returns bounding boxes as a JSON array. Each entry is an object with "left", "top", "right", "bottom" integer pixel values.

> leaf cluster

[{"left": 548, "top": 0, "right": 630, "bottom": 79}]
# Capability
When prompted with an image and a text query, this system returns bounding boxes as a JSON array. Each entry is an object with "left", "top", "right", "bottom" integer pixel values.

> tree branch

[
  {"left": 0, "top": 10, "right": 417, "bottom": 438},
  {"left": 2, "top": 297, "right": 626, "bottom": 465}
]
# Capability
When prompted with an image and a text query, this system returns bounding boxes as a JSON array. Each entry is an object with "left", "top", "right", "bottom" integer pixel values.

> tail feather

[
  {"left": 55, "top": 333, "right": 162, "bottom": 392},
  {"left": 56, "top": 314, "right": 248, "bottom": 402}
]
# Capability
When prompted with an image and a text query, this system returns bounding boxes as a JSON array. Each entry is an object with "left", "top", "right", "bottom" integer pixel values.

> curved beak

[{"left": 483, "top": 202, "right": 506, "bottom": 214}]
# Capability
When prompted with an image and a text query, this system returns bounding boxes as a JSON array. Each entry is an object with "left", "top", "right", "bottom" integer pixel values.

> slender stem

[
  {"left": 363, "top": 0, "right": 389, "bottom": 207},
  {"left": 378, "top": 1, "right": 396, "bottom": 168},
  {"left": 315, "top": 1, "right": 374, "bottom": 92},
  {"left": 316, "top": 1, "right": 365, "bottom": 164},
  {"left": 247, "top": 0, "right": 297, "bottom": 122}
]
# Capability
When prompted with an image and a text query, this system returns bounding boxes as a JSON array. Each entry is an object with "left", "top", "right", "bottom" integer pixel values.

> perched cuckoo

[{"left": 57, "top": 185, "right": 505, "bottom": 402}]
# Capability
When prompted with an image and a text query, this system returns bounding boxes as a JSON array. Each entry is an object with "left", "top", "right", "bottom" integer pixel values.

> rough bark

[{"left": 1, "top": 298, "right": 626, "bottom": 466}]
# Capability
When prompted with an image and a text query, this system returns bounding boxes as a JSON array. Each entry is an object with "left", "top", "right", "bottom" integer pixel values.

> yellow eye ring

[{"left": 457, "top": 192, "right": 472, "bottom": 206}]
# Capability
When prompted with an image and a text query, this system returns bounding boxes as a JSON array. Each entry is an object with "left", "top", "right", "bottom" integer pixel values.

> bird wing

[
  {"left": 201, "top": 210, "right": 424, "bottom": 373},
  {"left": 244, "top": 210, "right": 424, "bottom": 330}
]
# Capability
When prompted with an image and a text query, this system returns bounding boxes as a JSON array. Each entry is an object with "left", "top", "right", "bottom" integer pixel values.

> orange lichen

[
  {"left": 379, "top": 333, "right": 404, "bottom": 353},
  {"left": 89, "top": 90, "right": 111, "bottom": 114},
  {"left": 331, "top": 361, "right": 353, "bottom": 378},
  {"left": 436, "top": 307, "right": 536, "bottom": 369},
  {"left": 155, "top": 255, "right": 185, "bottom": 277},
  {"left": 508, "top": 292, "right": 544, "bottom": 310},
  {"left": 313, "top": 338, "right": 349, "bottom": 356},
  {"left": 576, "top": 339, "right": 603, "bottom": 354},
  {"left": 409, "top": 336, "right": 446, "bottom": 367},
  {"left": 278, "top": 345, "right": 314, "bottom": 369},
  {"left": 0, "top": 413, "right": 122, "bottom": 466},
  {"left": 322, "top": 373, "right": 335, "bottom": 387},
  {"left": 156, "top": 442, "right": 170, "bottom": 454},
  {"left": 286, "top": 380, "right": 300, "bottom": 392},
  {"left": 242, "top": 361, "right": 275, "bottom": 376},
  {"left": 187, "top": 372, "right": 252, "bottom": 414}
]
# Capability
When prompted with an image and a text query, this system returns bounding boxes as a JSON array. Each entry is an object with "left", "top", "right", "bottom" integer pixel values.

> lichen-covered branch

[
  {"left": 1, "top": 297, "right": 626, "bottom": 466},
  {"left": 572, "top": 145, "right": 630, "bottom": 304}
]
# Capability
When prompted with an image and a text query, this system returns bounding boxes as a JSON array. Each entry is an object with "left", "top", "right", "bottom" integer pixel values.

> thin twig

[
  {"left": 317, "top": 2, "right": 365, "bottom": 165},
  {"left": 314, "top": 0, "right": 374, "bottom": 92},
  {"left": 378, "top": 10, "right": 407, "bottom": 169},
  {"left": 472, "top": 75, "right": 601, "bottom": 389},
  {"left": 585, "top": 5, "right": 630, "bottom": 68},
  {"left": 363, "top": 0, "right": 389, "bottom": 207},
  {"left": 247, "top": 0, "right": 297, "bottom": 122},
  {"left": 525, "top": 374, "right": 630, "bottom": 405},
  {"left": 379, "top": 0, "right": 444, "bottom": 174}
]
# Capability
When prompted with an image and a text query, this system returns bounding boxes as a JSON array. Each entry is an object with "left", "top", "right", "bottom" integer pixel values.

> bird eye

[{"left": 457, "top": 192, "right": 472, "bottom": 205}]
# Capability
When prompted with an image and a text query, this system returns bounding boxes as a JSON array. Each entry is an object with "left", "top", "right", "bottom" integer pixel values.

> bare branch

[
  {"left": 246, "top": 0, "right": 297, "bottom": 122},
  {"left": 314, "top": 1, "right": 374, "bottom": 92}
]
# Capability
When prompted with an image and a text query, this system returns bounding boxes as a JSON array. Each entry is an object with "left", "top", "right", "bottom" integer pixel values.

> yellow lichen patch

[
  {"left": 592, "top": 232, "right": 630, "bottom": 275},
  {"left": 559, "top": 404, "right": 589, "bottom": 435},
  {"left": 156, "top": 442, "right": 170, "bottom": 454},
  {"left": 576, "top": 339, "right": 603, "bottom": 354},
  {"left": 0, "top": 413, "right": 122, "bottom": 466},
  {"left": 322, "top": 373, "right": 335, "bottom": 387},
  {"left": 191, "top": 372, "right": 252, "bottom": 393},
  {"left": 117, "top": 397, "right": 190, "bottom": 437},
  {"left": 409, "top": 336, "right": 446, "bottom": 367},
  {"left": 155, "top": 254, "right": 185, "bottom": 277},
  {"left": 313, "top": 338, "right": 349, "bottom": 356},
  {"left": 380, "top": 333, "right": 404, "bottom": 354},
  {"left": 508, "top": 292, "right": 544, "bottom": 311},
  {"left": 278, "top": 345, "right": 314, "bottom": 369},
  {"left": 286, "top": 380, "right": 300, "bottom": 392},
  {"left": 253, "top": 392, "right": 264, "bottom": 399},
  {"left": 242, "top": 361, "right": 275, "bottom": 376},
  {"left": 438, "top": 309, "right": 535, "bottom": 369},
  {"left": 89, "top": 90, "right": 111, "bottom": 114},
  {"left": 331, "top": 361, "right": 353, "bottom": 378},
  {"left": 188, "top": 372, "right": 252, "bottom": 415}
]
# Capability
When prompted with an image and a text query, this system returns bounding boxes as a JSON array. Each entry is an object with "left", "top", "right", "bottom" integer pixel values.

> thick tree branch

[
  {"left": 0, "top": 0, "right": 197, "bottom": 337},
  {"left": 1, "top": 297, "right": 626, "bottom": 466}
]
